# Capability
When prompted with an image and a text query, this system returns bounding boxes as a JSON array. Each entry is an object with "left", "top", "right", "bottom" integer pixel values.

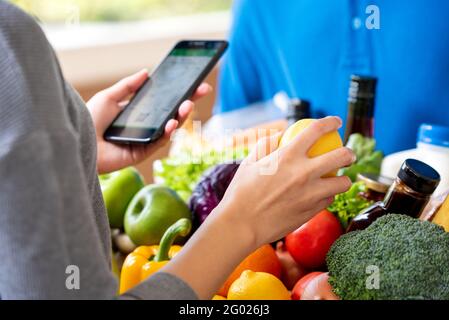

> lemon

[
  {"left": 227, "top": 270, "right": 291, "bottom": 300},
  {"left": 279, "top": 119, "right": 343, "bottom": 176}
]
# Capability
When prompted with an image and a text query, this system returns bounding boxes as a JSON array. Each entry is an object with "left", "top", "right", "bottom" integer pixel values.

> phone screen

[{"left": 110, "top": 42, "right": 221, "bottom": 131}]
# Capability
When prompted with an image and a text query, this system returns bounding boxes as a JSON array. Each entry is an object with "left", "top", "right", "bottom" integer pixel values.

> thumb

[
  {"left": 88, "top": 69, "right": 149, "bottom": 132},
  {"left": 103, "top": 69, "right": 149, "bottom": 103}
]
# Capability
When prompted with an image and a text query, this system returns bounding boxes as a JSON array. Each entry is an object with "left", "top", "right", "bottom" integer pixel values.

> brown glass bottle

[
  {"left": 343, "top": 75, "right": 377, "bottom": 144},
  {"left": 347, "top": 159, "right": 440, "bottom": 232}
]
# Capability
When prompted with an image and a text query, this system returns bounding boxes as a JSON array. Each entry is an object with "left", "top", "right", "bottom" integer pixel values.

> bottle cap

[
  {"left": 398, "top": 159, "right": 440, "bottom": 195},
  {"left": 287, "top": 99, "right": 311, "bottom": 121},
  {"left": 348, "top": 75, "right": 377, "bottom": 100},
  {"left": 418, "top": 123, "right": 449, "bottom": 148},
  {"left": 357, "top": 173, "right": 393, "bottom": 193}
]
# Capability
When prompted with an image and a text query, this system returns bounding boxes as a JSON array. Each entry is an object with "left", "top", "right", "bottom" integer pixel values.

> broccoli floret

[{"left": 326, "top": 214, "right": 449, "bottom": 300}]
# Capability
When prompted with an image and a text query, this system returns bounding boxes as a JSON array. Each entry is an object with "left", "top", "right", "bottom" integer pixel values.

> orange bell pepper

[{"left": 119, "top": 218, "right": 191, "bottom": 294}]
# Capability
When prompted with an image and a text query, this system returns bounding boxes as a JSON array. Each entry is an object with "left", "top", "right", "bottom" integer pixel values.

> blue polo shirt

[{"left": 217, "top": 0, "right": 449, "bottom": 155}]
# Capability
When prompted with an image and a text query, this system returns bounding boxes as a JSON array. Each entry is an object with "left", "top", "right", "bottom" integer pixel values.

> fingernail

[{"left": 336, "top": 117, "right": 343, "bottom": 127}]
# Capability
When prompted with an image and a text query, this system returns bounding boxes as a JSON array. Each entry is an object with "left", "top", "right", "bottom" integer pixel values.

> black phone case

[{"left": 104, "top": 40, "right": 228, "bottom": 145}]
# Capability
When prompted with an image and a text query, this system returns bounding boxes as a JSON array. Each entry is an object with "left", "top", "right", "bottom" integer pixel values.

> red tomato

[
  {"left": 291, "top": 272, "right": 323, "bottom": 300},
  {"left": 285, "top": 209, "right": 342, "bottom": 269}
]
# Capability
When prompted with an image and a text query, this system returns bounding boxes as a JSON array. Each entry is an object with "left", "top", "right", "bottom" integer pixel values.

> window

[
  {"left": 10, "top": 0, "right": 232, "bottom": 23},
  {"left": 8, "top": 0, "right": 231, "bottom": 92}
]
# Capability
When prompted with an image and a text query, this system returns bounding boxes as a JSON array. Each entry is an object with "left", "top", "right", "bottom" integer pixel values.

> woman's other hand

[
  {"left": 215, "top": 116, "right": 355, "bottom": 249},
  {"left": 87, "top": 69, "right": 212, "bottom": 174}
]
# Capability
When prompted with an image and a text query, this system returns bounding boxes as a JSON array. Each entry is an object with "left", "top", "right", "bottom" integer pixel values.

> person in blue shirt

[{"left": 217, "top": 0, "right": 449, "bottom": 155}]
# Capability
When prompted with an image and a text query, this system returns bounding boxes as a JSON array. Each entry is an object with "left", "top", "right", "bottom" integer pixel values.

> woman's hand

[
  {"left": 218, "top": 116, "right": 354, "bottom": 248},
  {"left": 87, "top": 69, "right": 212, "bottom": 174},
  {"left": 162, "top": 116, "right": 355, "bottom": 299}
]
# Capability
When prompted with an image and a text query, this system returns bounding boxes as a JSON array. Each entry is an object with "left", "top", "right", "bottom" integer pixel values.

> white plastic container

[{"left": 381, "top": 124, "right": 449, "bottom": 195}]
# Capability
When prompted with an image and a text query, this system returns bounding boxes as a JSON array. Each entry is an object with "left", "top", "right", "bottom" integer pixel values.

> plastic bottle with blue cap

[{"left": 381, "top": 124, "right": 449, "bottom": 194}]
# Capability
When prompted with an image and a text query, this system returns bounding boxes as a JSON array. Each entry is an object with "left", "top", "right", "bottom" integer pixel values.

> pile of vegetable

[
  {"left": 162, "top": 130, "right": 389, "bottom": 300},
  {"left": 327, "top": 214, "right": 449, "bottom": 300},
  {"left": 101, "top": 124, "right": 449, "bottom": 301}
]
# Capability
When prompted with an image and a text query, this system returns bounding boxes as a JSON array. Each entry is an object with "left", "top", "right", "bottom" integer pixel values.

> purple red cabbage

[{"left": 189, "top": 163, "right": 240, "bottom": 225}]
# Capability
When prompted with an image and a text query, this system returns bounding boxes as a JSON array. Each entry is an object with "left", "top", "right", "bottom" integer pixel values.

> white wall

[{"left": 45, "top": 12, "right": 230, "bottom": 88}]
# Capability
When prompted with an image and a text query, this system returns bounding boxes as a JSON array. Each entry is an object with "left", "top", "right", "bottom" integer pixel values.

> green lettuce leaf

[
  {"left": 328, "top": 182, "right": 373, "bottom": 229},
  {"left": 338, "top": 133, "right": 384, "bottom": 181}
]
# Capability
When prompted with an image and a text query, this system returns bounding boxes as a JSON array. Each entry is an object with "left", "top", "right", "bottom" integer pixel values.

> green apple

[
  {"left": 124, "top": 185, "right": 192, "bottom": 246},
  {"left": 99, "top": 167, "right": 145, "bottom": 229}
]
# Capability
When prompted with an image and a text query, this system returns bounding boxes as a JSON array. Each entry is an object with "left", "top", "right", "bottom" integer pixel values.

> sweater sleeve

[
  {"left": 0, "top": 131, "right": 118, "bottom": 299},
  {"left": 0, "top": 1, "right": 198, "bottom": 300},
  {"left": 0, "top": 131, "right": 197, "bottom": 300}
]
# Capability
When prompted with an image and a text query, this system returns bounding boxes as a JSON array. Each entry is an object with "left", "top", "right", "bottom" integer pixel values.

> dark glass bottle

[
  {"left": 343, "top": 75, "right": 377, "bottom": 144},
  {"left": 347, "top": 159, "right": 440, "bottom": 232},
  {"left": 286, "top": 98, "right": 311, "bottom": 126}
]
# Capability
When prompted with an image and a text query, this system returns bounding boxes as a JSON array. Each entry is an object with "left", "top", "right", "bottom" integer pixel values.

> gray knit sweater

[{"left": 0, "top": 1, "right": 197, "bottom": 300}]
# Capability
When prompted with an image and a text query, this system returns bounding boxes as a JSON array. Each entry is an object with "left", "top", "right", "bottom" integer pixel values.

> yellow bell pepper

[{"left": 119, "top": 218, "right": 192, "bottom": 294}]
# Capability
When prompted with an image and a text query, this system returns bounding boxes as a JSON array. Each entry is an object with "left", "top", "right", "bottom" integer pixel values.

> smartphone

[{"left": 104, "top": 40, "right": 228, "bottom": 144}]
